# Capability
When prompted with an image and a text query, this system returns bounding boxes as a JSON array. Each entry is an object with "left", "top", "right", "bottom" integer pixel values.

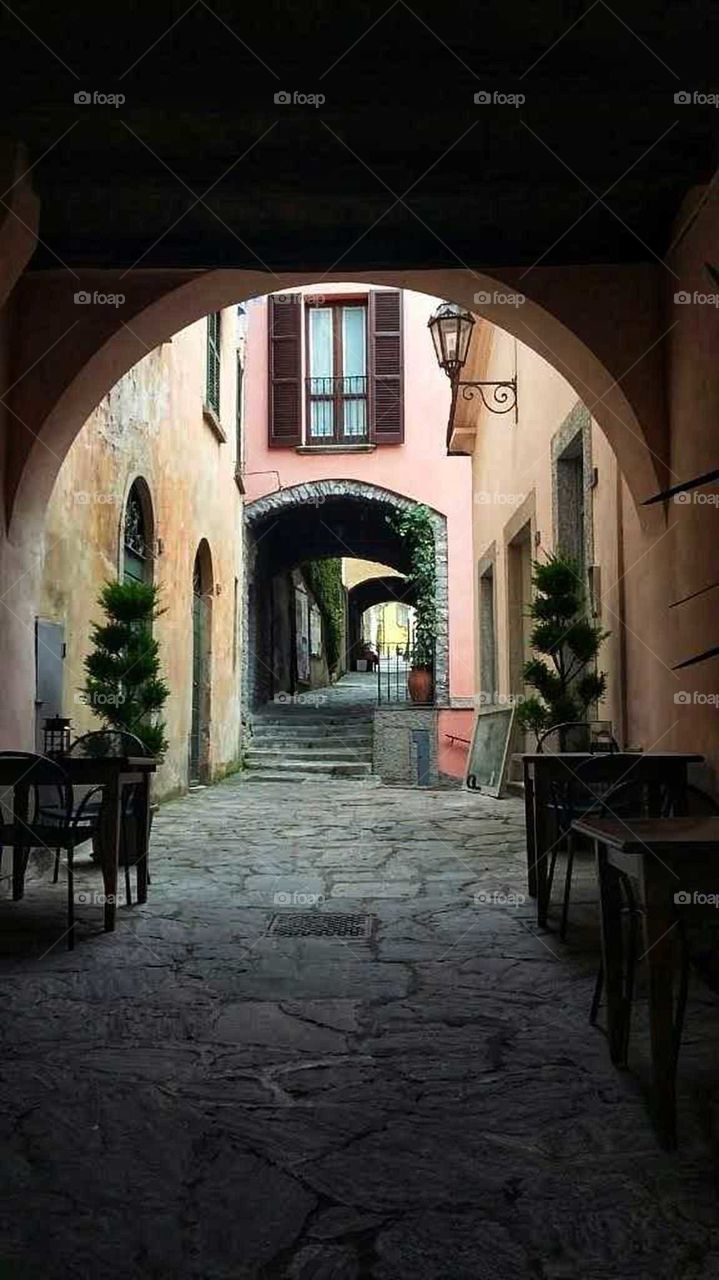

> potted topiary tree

[
  {"left": 516, "top": 553, "right": 609, "bottom": 750},
  {"left": 390, "top": 504, "right": 437, "bottom": 704},
  {"left": 82, "top": 580, "right": 169, "bottom": 757}
]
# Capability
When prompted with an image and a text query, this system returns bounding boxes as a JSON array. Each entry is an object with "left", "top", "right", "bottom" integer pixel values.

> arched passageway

[
  {"left": 244, "top": 480, "right": 448, "bottom": 710},
  {"left": 346, "top": 574, "right": 417, "bottom": 669}
]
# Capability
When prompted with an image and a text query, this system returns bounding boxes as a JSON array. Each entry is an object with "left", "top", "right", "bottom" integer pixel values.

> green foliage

[
  {"left": 301, "top": 559, "right": 345, "bottom": 674},
  {"left": 516, "top": 553, "right": 609, "bottom": 742},
  {"left": 389, "top": 504, "right": 437, "bottom": 670},
  {"left": 81, "top": 580, "right": 169, "bottom": 758}
]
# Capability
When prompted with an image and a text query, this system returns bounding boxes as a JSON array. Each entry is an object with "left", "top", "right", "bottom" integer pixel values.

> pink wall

[{"left": 242, "top": 285, "right": 475, "bottom": 702}]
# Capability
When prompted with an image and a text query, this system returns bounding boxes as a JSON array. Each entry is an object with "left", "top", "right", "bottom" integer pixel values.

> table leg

[
  {"left": 135, "top": 774, "right": 151, "bottom": 905},
  {"left": 524, "top": 765, "right": 537, "bottom": 899},
  {"left": 642, "top": 866, "right": 680, "bottom": 1149},
  {"left": 534, "top": 774, "right": 553, "bottom": 927},
  {"left": 99, "top": 775, "right": 121, "bottom": 931},
  {"left": 596, "top": 840, "right": 628, "bottom": 1066}
]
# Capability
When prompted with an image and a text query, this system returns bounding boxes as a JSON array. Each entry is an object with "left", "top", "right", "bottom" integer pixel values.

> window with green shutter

[{"left": 206, "top": 312, "right": 221, "bottom": 415}]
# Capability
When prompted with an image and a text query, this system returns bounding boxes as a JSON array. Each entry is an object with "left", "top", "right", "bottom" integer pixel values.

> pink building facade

[{"left": 241, "top": 284, "right": 475, "bottom": 721}]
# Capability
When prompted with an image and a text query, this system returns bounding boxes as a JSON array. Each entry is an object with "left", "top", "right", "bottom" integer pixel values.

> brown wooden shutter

[
  {"left": 369, "top": 288, "right": 404, "bottom": 444},
  {"left": 269, "top": 293, "right": 302, "bottom": 447}
]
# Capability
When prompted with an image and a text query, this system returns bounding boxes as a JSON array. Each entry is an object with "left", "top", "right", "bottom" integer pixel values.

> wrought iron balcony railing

[{"left": 306, "top": 375, "right": 368, "bottom": 443}]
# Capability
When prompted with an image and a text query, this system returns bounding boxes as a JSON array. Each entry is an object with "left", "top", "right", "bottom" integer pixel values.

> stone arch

[
  {"left": 243, "top": 479, "right": 449, "bottom": 708},
  {"left": 347, "top": 574, "right": 416, "bottom": 671},
  {"left": 9, "top": 265, "right": 666, "bottom": 543}
]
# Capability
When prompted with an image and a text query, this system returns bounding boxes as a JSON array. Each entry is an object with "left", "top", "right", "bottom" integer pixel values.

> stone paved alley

[{"left": 1, "top": 776, "right": 718, "bottom": 1278}]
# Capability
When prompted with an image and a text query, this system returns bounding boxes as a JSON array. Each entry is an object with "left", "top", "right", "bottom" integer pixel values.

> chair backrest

[
  {"left": 536, "top": 721, "right": 618, "bottom": 755},
  {"left": 549, "top": 754, "right": 629, "bottom": 828},
  {"left": 0, "top": 751, "right": 73, "bottom": 828},
  {"left": 65, "top": 730, "right": 149, "bottom": 759}
]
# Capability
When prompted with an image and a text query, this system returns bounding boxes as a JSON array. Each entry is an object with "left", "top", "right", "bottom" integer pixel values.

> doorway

[
  {"left": 506, "top": 518, "right": 533, "bottom": 700},
  {"left": 190, "top": 542, "right": 213, "bottom": 784}
]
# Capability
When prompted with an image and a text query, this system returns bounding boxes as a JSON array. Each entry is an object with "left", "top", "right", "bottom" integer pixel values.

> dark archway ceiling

[
  {"left": 349, "top": 575, "right": 417, "bottom": 613},
  {"left": 252, "top": 498, "right": 411, "bottom": 576},
  {"left": 3, "top": 1, "right": 717, "bottom": 271}
]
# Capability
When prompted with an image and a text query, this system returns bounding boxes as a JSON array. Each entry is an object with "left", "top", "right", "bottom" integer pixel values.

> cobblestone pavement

[{"left": 1, "top": 776, "right": 718, "bottom": 1278}]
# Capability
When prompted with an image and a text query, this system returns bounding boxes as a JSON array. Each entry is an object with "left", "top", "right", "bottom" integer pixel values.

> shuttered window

[
  {"left": 268, "top": 289, "right": 404, "bottom": 447},
  {"left": 368, "top": 289, "right": 404, "bottom": 444},
  {"left": 206, "top": 312, "right": 221, "bottom": 415}
]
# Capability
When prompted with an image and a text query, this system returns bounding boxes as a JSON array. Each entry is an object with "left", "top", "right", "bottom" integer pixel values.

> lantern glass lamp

[
  {"left": 429, "top": 300, "right": 518, "bottom": 426},
  {"left": 43, "top": 716, "right": 72, "bottom": 758},
  {"left": 428, "top": 303, "right": 475, "bottom": 380}
]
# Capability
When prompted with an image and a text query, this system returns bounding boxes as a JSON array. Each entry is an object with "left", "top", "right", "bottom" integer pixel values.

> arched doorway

[
  {"left": 244, "top": 480, "right": 448, "bottom": 711},
  {"left": 190, "top": 540, "right": 213, "bottom": 785}
]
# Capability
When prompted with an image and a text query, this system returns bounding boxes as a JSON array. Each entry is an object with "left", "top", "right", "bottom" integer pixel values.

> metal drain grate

[{"left": 267, "top": 911, "right": 375, "bottom": 939}]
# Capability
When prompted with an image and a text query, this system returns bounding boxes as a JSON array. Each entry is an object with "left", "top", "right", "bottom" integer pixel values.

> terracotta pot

[{"left": 408, "top": 666, "right": 433, "bottom": 704}]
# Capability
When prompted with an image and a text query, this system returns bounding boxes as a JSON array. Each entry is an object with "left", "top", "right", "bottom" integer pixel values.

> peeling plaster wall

[{"left": 38, "top": 310, "right": 244, "bottom": 799}]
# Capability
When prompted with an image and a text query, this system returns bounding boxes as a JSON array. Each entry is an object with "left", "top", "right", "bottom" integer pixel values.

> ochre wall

[{"left": 37, "top": 310, "right": 243, "bottom": 798}]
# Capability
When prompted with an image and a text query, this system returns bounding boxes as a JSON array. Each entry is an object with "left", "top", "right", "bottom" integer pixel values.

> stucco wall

[
  {"left": 242, "top": 284, "right": 475, "bottom": 703},
  {"left": 38, "top": 310, "right": 244, "bottom": 799},
  {"left": 465, "top": 325, "right": 625, "bottom": 744}
]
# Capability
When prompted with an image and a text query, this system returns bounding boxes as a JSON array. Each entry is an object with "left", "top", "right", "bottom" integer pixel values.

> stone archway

[
  {"left": 243, "top": 479, "right": 449, "bottom": 710},
  {"left": 8, "top": 265, "right": 667, "bottom": 542},
  {"left": 0, "top": 264, "right": 670, "bottom": 748}
]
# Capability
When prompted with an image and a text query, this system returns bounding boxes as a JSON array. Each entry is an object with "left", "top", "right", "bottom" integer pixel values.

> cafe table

[
  {"left": 520, "top": 752, "right": 703, "bottom": 927},
  {"left": 61, "top": 754, "right": 157, "bottom": 931},
  {"left": 571, "top": 814, "right": 719, "bottom": 1148}
]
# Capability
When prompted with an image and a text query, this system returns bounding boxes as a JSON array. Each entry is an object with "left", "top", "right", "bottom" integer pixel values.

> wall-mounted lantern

[{"left": 428, "top": 302, "right": 518, "bottom": 425}]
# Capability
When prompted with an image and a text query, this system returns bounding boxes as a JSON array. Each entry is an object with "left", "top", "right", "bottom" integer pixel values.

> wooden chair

[{"left": 589, "top": 783, "right": 719, "bottom": 1062}]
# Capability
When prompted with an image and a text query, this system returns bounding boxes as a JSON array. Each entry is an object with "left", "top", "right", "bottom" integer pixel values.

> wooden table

[
  {"left": 572, "top": 815, "right": 719, "bottom": 1148},
  {"left": 62, "top": 755, "right": 157, "bottom": 931},
  {"left": 521, "top": 752, "right": 703, "bottom": 927}
]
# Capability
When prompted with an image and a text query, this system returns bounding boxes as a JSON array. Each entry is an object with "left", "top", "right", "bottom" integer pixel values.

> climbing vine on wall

[
  {"left": 301, "top": 558, "right": 345, "bottom": 673},
  {"left": 388, "top": 504, "right": 437, "bottom": 669}
]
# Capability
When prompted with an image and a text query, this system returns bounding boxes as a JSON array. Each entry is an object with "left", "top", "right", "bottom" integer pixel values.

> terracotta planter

[{"left": 408, "top": 666, "right": 433, "bottom": 704}]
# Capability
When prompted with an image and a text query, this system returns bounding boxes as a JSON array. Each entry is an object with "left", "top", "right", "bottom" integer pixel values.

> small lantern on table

[{"left": 43, "top": 716, "right": 72, "bottom": 758}]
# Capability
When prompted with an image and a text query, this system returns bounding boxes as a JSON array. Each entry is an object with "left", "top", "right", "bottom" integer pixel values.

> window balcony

[{"left": 305, "top": 375, "right": 369, "bottom": 445}]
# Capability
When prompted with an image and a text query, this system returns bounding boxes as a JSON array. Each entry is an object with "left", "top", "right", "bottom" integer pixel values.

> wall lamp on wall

[{"left": 428, "top": 302, "right": 518, "bottom": 422}]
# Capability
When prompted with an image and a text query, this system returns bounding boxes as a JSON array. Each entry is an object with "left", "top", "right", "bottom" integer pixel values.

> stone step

[
  {"left": 246, "top": 758, "right": 372, "bottom": 777},
  {"left": 247, "top": 747, "right": 372, "bottom": 763},
  {"left": 251, "top": 730, "right": 373, "bottom": 747},
  {"left": 256, "top": 713, "right": 374, "bottom": 726}
]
